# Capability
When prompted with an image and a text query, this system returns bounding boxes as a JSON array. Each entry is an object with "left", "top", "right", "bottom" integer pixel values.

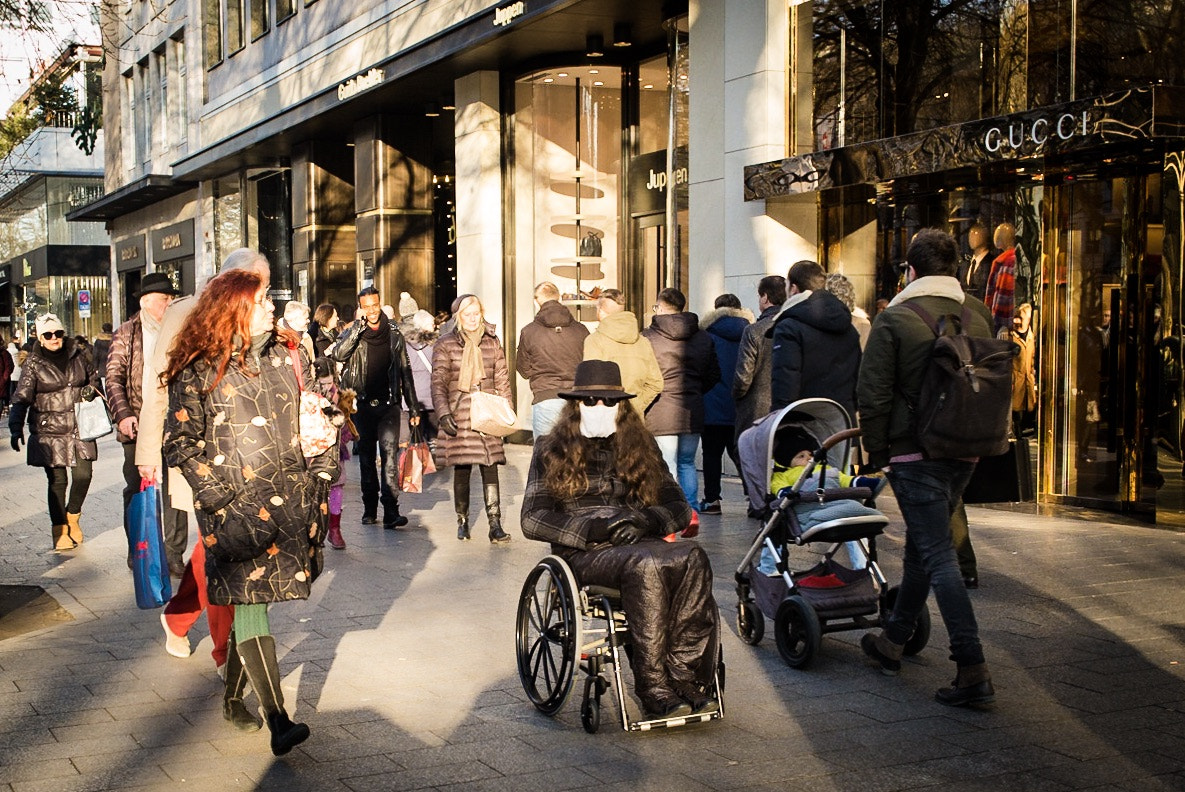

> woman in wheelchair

[{"left": 521, "top": 360, "right": 720, "bottom": 719}]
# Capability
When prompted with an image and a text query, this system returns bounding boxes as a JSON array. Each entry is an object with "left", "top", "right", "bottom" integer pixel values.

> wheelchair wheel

[
  {"left": 580, "top": 676, "right": 604, "bottom": 734},
  {"left": 516, "top": 557, "right": 582, "bottom": 715},
  {"left": 774, "top": 595, "right": 821, "bottom": 669},
  {"left": 736, "top": 601, "right": 765, "bottom": 645},
  {"left": 882, "top": 586, "right": 932, "bottom": 657}
]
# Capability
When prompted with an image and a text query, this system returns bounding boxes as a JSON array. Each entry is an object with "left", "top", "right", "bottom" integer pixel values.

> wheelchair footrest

[{"left": 629, "top": 710, "right": 723, "bottom": 731}]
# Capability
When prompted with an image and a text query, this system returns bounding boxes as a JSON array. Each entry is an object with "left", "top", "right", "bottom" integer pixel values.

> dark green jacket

[{"left": 857, "top": 279, "right": 994, "bottom": 468}]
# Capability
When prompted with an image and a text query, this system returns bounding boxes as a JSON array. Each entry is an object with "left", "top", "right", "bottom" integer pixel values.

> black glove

[
  {"left": 586, "top": 517, "right": 615, "bottom": 544},
  {"left": 439, "top": 414, "right": 459, "bottom": 436},
  {"left": 10, "top": 431, "right": 22, "bottom": 451},
  {"left": 608, "top": 518, "right": 646, "bottom": 546}
]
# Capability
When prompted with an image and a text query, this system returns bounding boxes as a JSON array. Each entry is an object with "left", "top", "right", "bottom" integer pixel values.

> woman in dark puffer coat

[
  {"left": 164, "top": 269, "right": 338, "bottom": 756},
  {"left": 431, "top": 294, "right": 513, "bottom": 544},
  {"left": 8, "top": 313, "right": 101, "bottom": 552}
]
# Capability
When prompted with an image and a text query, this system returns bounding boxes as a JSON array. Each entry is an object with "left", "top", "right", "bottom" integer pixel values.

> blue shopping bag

[{"left": 130, "top": 478, "right": 173, "bottom": 609}]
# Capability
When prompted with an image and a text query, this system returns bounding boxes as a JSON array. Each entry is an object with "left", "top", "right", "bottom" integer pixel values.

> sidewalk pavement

[{"left": 1, "top": 433, "right": 1185, "bottom": 792}]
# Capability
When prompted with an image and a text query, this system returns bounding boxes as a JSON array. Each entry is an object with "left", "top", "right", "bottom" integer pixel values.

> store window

[
  {"left": 513, "top": 66, "right": 623, "bottom": 323},
  {"left": 213, "top": 175, "right": 242, "bottom": 268}
]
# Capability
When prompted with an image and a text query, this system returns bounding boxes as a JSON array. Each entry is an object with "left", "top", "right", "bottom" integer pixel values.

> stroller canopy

[{"left": 738, "top": 399, "right": 856, "bottom": 512}]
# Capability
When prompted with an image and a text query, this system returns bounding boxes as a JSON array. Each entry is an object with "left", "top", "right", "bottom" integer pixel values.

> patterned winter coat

[
  {"left": 9, "top": 339, "right": 100, "bottom": 468},
  {"left": 164, "top": 333, "right": 339, "bottom": 606},
  {"left": 431, "top": 323, "right": 512, "bottom": 467}
]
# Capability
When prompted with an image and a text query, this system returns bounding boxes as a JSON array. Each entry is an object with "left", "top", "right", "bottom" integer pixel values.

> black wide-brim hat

[
  {"left": 559, "top": 360, "right": 635, "bottom": 401},
  {"left": 136, "top": 272, "right": 180, "bottom": 298}
]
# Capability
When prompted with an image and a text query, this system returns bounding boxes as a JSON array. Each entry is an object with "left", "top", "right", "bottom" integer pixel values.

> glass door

[{"left": 1039, "top": 177, "right": 1130, "bottom": 508}]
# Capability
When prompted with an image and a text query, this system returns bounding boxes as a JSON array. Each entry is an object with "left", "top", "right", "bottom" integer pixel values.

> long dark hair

[{"left": 538, "top": 400, "right": 669, "bottom": 506}]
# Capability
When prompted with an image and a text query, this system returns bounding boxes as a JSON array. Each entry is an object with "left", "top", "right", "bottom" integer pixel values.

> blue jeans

[
  {"left": 655, "top": 433, "right": 700, "bottom": 506},
  {"left": 884, "top": 459, "right": 984, "bottom": 667},
  {"left": 531, "top": 398, "right": 566, "bottom": 438}
]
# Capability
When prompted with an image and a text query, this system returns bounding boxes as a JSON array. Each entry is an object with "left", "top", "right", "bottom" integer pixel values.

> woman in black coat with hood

[{"left": 8, "top": 313, "right": 101, "bottom": 551}]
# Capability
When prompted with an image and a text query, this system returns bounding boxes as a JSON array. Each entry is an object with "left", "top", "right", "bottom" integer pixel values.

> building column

[
  {"left": 354, "top": 115, "right": 434, "bottom": 313},
  {"left": 291, "top": 139, "right": 357, "bottom": 314},
  {"left": 454, "top": 70, "right": 504, "bottom": 329},
  {"left": 689, "top": 0, "right": 816, "bottom": 316}
]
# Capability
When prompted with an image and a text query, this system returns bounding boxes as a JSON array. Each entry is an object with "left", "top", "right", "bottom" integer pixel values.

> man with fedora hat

[
  {"left": 107, "top": 271, "right": 189, "bottom": 575},
  {"left": 522, "top": 359, "right": 720, "bottom": 719}
]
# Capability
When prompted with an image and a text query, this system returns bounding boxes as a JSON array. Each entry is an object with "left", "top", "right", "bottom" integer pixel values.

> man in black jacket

[
  {"left": 732, "top": 274, "right": 786, "bottom": 442},
  {"left": 769, "top": 260, "right": 861, "bottom": 420},
  {"left": 516, "top": 282, "right": 589, "bottom": 437},
  {"left": 327, "top": 287, "right": 420, "bottom": 529}
]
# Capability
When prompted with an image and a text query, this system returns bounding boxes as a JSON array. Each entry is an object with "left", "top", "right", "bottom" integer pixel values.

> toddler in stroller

[{"left": 734, "top": 398, "right": 931, "bottom": 669}]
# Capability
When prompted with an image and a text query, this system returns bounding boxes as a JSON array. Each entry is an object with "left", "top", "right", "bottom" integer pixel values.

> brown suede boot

[
  {"left": 935, "top": 663, "right": 995, "bottom": 706},
  {"left": 52, "top": 524, "right": 75, "bottom": 552},
  {"left": 860, "top": 631, "right": 904, "bottom": 675},
  {"left": 65, "top": 512, "right": 83, "bottom": 546}
]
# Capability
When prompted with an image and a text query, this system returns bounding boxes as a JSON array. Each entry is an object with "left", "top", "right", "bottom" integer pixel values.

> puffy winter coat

[
  {"left": 770, "top": 290, "right": 861, "bottom": 419},
  {"left": 700, "top": 307, "right": 751, "bottom": 427},
  {"left": 105, "top": 313, "right": 146, "bottom": 443},
  {"left": 163, "top": 333, "right": 339, "bottom": 606},
  {"left": 431, "top": 324, "right": 512, "bottom": 467},
  {"left": 642, "top": 312, "right": 721, "bottom": 436},
  {"left": 516, "top": 299, "right": 589, "bottom": 403},
  {"left": 583, "top": 310, "right": 663, "bottom": 412},
  {"left": 9, "top": 339, "right": 100, "bottom": 468}
]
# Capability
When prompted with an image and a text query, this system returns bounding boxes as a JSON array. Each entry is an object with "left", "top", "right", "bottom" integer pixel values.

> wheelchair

[{"left": 515, "top": 554, "right": 725, "bottom": 733}]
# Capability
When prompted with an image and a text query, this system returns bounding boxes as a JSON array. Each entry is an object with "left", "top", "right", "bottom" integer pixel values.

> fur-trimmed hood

[{"left": 700, "top": 306, "right": 755, "bottom": 335}]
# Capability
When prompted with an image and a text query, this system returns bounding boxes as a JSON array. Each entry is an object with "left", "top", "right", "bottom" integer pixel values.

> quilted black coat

[
  {"left": 164, "top": 333, "right": 338, "bottom": 606},
  {"left": 9, "top": 339, "right": 100, "bottom": 468}
]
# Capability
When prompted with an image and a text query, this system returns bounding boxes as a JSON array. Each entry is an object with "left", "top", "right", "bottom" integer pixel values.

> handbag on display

[
  {"left": 469, "top": 390, "right": 517, "bottom": 437},
  {"left": 129, "top": 479, "right": 173, "bottom": 609},
  {"left": 74, "top": 390, "right": 113, "bottom": 441},
  {"left": 578, "top": 231, "right": 602, "bottom": 258}
]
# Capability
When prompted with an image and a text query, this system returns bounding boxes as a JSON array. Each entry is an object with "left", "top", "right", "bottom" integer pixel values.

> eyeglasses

[
  {"left": 255, "top": 294, "right": 273, "bottom": 306},
  {"left": 650, "top": 304, "right": 658, "bottom": 312},
  {"left": 41, "top": 330, "right": 65, "bottom": 340},
  {"left": 579, "top": 396, "right": 626, "bottom": 408}
]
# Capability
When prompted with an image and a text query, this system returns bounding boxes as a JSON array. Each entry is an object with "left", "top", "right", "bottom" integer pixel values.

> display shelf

[{"left": 550, "top": 256, "right": 605, "bottom": 264}]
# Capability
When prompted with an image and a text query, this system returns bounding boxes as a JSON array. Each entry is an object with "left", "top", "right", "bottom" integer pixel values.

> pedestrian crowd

[{"left": 3, "top": 225, "right": 1019, "bottom": 749}]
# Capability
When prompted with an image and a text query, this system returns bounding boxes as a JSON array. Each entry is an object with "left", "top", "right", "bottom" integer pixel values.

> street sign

[{"left": 78, "top": 289, "right": 92, "bottom": 319}]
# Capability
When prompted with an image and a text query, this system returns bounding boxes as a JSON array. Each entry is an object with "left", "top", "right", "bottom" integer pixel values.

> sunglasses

[
  {"left": 41, "top": 330, "right": 65, "bottom": 340},
  {"left": 578, "top": 396, "right": 626, "bottom": 408}
]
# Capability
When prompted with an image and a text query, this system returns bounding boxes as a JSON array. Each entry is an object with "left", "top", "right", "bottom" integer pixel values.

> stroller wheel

[
  {"left": 775, "top": 595, "right": 821, "bottom": 669},
  {"left": 882, "top": 586, "right": 932, "bottom": 657},
  {"left": 736, "top": 601, "right": 765, "bottom": 645}
]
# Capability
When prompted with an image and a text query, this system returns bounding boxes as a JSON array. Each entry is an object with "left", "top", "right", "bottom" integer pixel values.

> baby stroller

[{"left": 734, "top": 398, "right": 931, "bottom": 669}]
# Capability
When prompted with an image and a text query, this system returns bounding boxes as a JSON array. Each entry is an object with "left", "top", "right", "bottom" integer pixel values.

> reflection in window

[
  {"left": 227, "top": 0, "right": 244, "bottom": 54},
  {"left": 809, "top": 0, "right": 1185, "bottom": 149},
  {"left": 214, "top": 176, "right": 242, "bottom": 268},
  {"left": 250, "top": 0, "right": 268, "bottom": 40}
]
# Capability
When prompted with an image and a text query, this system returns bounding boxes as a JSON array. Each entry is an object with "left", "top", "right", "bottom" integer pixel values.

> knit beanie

[{"left": 398, "top": 291, "right": 419, "bottom": 318}]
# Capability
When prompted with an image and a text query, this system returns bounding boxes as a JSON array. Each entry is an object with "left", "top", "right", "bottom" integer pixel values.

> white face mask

[{"left": 579, "top": 403, "right": 619, "bottom": 438}]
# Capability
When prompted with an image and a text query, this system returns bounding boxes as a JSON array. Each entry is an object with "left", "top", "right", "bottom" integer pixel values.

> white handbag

[
  {"left": 469, "top": 390, "right": 517, "bottom": 437},
  {"left": 75, "top": 393, "right": 113, "bottom": 441}
]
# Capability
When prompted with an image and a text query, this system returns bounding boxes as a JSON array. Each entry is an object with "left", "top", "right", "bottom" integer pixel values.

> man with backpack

[{"left": 856, "top": 229, "right": 1010, "bottom": 707}]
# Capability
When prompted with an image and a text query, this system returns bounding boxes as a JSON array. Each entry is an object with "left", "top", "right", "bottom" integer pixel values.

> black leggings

[{"left": 46, "top": 460, "right": 93, "bottom": 525}]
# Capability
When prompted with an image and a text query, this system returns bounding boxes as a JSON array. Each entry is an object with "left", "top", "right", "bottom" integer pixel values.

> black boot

[
  {"left": 223, "top": 635, "right": 262, "bottom": 732},
  {"left": 236, "top": 635, "right": 309, "bottom": 756},
  {"left": 485, "top": 481, "right": 510, "bottom": 544},
  {"left": 383, "top": 502, "right": 408, "bottom": 529},
  {"left": 455, "top": 475, "right": 471, "bottom": 541}
]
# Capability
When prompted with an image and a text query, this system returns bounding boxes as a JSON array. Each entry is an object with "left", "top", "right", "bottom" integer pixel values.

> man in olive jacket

[
  {"left": 327, "top": 287, "right": 420, "bottom": 529},
  {"left": 856, "top": 229, "right": 996, "bottom": 708},
  {"left": 517, "top": 281, "right": 589, "bottom": 436}
]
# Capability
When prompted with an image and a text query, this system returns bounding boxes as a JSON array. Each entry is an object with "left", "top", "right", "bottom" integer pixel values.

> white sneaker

[{"left": 160, "top": 612, "right": 191, "bottom": 658}]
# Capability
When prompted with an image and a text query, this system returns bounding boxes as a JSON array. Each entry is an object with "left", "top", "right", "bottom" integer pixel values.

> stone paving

[{"left": 1, "top": 432, "right": 1185, "bottom": 791}]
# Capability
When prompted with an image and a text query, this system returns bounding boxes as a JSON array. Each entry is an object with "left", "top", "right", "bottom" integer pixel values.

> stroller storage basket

[{"left": 750, "top": 559, "right": 879, "bottom": 622}]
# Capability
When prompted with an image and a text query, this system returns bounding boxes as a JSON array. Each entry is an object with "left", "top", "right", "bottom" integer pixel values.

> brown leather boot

[
  {"left": 65, "top": 512, "right": 83, "bottom": 546},
  {"left": 52, "top": 524, "right": 75, "bottom": 552},
  {"left": 935, "top": 663, "right": 995, "bottom": 706}
]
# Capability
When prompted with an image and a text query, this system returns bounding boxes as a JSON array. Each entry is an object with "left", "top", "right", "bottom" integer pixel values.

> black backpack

[{"left": 903, "top": 302, "right": 1018, "bottom": 459}]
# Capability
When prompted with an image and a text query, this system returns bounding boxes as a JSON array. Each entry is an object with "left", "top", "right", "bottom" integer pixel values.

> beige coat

[{"left": 583, "top": 310, "right": 663, "bottom": 412}]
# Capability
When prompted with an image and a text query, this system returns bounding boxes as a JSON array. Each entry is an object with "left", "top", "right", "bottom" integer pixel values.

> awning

[
  {"left": 744, "top": 85, "right": 1185, "bottom": 201},
  {"left": 65, "top": 174, "right": 196, "bottom": 222}
]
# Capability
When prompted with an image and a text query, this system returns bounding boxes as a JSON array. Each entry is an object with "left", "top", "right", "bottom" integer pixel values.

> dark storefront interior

[{"left": 749, "top": 0, "right": 1185, "bottom": 523}]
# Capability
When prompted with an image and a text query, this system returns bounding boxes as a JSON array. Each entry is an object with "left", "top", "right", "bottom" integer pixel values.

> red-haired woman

[
  {"left": 521, "top": 360, "right": 719, "bottom": 719},
  {"left": 163, "top": 269, "right": 338, "bottom": 756}
]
